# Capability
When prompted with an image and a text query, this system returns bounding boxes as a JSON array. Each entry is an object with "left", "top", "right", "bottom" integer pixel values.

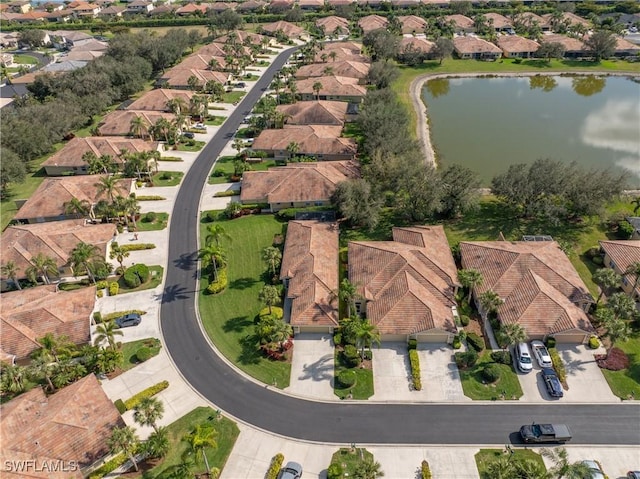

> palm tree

[
  {"left": 339, "top": 278, "right": 359, "bottom": 318},
  {"left": 355, "top": 319, "right": 381, "bottom": 359},
  {"left": 624, "top": 261, "right": 640, "bottom": 298},
  {"left": 205, "top": 224, "right": 231, "bottom": 247},
  {"left": 28, "top": 354, "right": 56, "bottom": 392},
  {"left": 592, "top": 268, "right": 621, "bottom": 304},
  {"left": 166, "top": 97, "right": 187, "bottom": 116},
  {"left": 129, "top": 115, "right": 148, "bottom": 140},
  {"left": 478, "top": 289, "right": 504, "bottom": 317},
  {"left": 94, "top": 320, "right": 123, "bottom": 350},
  {"left": 631, "top": 196, "right": 640, "bottom": 215},
  {"left": 287, "top": 78, "right": 298, "bottom": 103},
  {"left": 64, "top": 197, "right": 91, "bottom": 219},
  {"left": 37, "top": 333, "right": 75, "bottom": 363},
  {"left": 134, "top": 397, "right": 165, "bottom": 432},
  {"left": 258, "top": 285, "right": 280, "bottom": 315},
  {"left": 1, "top": 260, "right": 21, "bottom": 290},
  {"left": 124, "top": 194, "right": 141, "bottom": 230},
  {"left": 262, "top": 246, "right": 282, "bottom": 278},
  {"left": 270, "top": 77, "right": 284, "bottom": 104},
  {"left": 312, "top": 81, "right": 323, "bottom": 100},
  {"left": 108, "top": 426, "right": 140, "bottom": 472},
  {"left": 183, "top": 424, "right": 218, "bottom": 475},
  {"left": 70, "top": 241, "right": 102, "bottom": 283},
  {"left": 606, "top": 292, "right": 637, "bottom": 320},
  {"left": 542, "top": 447, "right": 592, "bottom": 479},
  {"left": 26, "top": 253, "right": 58, "bottom": 285},
  {"left": 497, "top": 323, "right": 528, "bottom": 349},
  {"left": 484, "top": 456, "right": 514, "bottom": 479},
  {"left": 109, "top": 242, "right": 130, "bottom": 273},
  {"left": 199, "top": 244, "right": 226, "bottom": 281},
  {"left": 153, "top": 117, "right": 172, "bottom": 143},
  {"left": 95, "top": 175, "right": 119, "bottom": 203},
  {"left": 0, "top": 363, "right": 27, "bottom": 396},
  {"left": 457, "top": 268, "right": 483, "bottom": 305},
  {"left": 515, "top": 459, "right": 549, "bottom": 479},
  {"left": 354, "top": 456, "right": 384, "bottom": 479},
  {"left": 232, "top": 138, "right": 245, "bottom": 156},
  {"left": 602, "top": 315, "right": 630, "bottom": 354},
  {"left": 143, "top": 426, "right": 170, "bottom": 459}
]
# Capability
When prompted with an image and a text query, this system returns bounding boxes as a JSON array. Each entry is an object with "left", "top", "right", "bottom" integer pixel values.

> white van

[{"left": 516, "top": 342, "right": 533, "bottom": 373}]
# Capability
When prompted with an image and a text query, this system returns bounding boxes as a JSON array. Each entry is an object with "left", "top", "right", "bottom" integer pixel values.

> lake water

[{"left": 422, "top": 75, "right": 640, "bottom": 187}]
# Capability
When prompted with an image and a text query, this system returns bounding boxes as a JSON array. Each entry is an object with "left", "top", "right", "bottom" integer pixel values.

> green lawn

[
  {"left": 333, "top": 349, "right": 374, "bottom": 400},
  {"left": 222, "top": 91, "right": 246, "bottom": 103},
  {"left": 151, "top": 171, "right": 184, "bottom": 187},
  {"left": 13, "top": 54, "right": 38, "bottom": 64},
  {"left": 143, "top": 407, "right": 240, "bottom": 479},
  {"left": 234, "top": 127, "right": 255, "bottom": 139},
  {"left": 117, "top": 265, "right": 164, "bottom": 293},
  {"left": 601, "top": 331, "right": 640, "bottom": 400},
  {"left": 136, "top": 212, "right": 169, "bottom": 231},
  {"left": 459, "top": 350, "right": 523, "bottom": 400},
  {"left": 209, "top": 156, "right": 275, "bottom": 184},
  {"left": 241, "top": 73, "right": 260, "bottom": 81},
  {"left": 120, "top": 338, "right": 162, "bottom": 372},
  {"left": 329, "top": 448, "right": 375, "bottom": 477},
  {"left": 176, "top": 140, "right": 205, "bottom": 152},
  {"left": 198, "top": 213, "right": 291, "bottom": 388},
  {"left": 475, "top": 448, "right": 546, "bottom": 479},
  {"left": 206, "top": 115, "right": 226, "bottom": 126}
]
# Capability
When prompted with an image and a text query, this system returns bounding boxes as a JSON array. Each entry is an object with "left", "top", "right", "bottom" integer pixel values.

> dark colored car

[
  {"left": 541, "top": 367, "right": 563, "bottom": 398},
  {"left": 115, "top": 313, "right": 142, "bottom": 328},
  {"left": 628, "top": 472, "right": 640, "bottom": 479},
  {"left": 236, "top": 82, "right": 246, "bottom": 88},
  {"left": 280, "top": 461, "right": 303, "bottom": 479},
  {"left": 182, "top": 132, "right": 195, "bottom": 139}
]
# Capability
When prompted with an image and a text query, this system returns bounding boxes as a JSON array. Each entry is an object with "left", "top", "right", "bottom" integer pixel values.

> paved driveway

[
  {"left": 418, "top": 344, "right": 468, "bottom": 402},
  {"left": 285, "top": 333, "right": 335, "bottom": 400},
  {"left": 372, "top": 342, "right": 413, "bottom": 400}
]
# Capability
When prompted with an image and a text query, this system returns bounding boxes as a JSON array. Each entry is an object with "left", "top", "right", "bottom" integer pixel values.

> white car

[
  {"left": 581, "top": 460, "right": 605, "bottom": 479},
  {"left": 531, "top": 340, "right": 553, "bottom": 368}
]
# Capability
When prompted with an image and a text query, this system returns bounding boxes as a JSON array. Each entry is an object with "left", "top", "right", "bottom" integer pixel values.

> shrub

[
  {"left": 342, "top": 344, "right": 361, "bottom": 367},
  {"left": 109, "top": 281, "right": 119, "bottom": 296},
  {"left": 466, "top": 332, "right": 485, "bottom": 352},
  {"left": 93, "top": 311, "right": 102, "bottom": 324},
  {"left": 454, "top": 349, "right": 478, "bottom": 369},
  {"left": 120, "top": 243, "right": 156, "bottom": 252},
  {"left": 338, "top": 369, "right": 357, "bottom": 388},
  {"left": 408, "top": 338, "right": 417, "bottom": 350},
  {"left": 206, "top": 211, "right": 219, "bottom": 222},
  {"left": 327, "top": 462, "right": 343, "bottom": 479},
  {"left": 212, "top": 168, "right": 226, "bottom": 177},
  {"left": 333, "top": 332, "right": 342, "bottom": 346},
  {"left": 460, "top": 315, "right": 470, "bottom": 327},
  {"left": 596, "top": 348, "right": 630, "bottom": 371},
  {"left": 206, "top": 268, "right": 228, "bottom": 294},
  {"left": 123, "top": 264, "right": 150, "bottom": 288},
  {"left": 482, "top": 363, "right": 501, "bottom": 383},
  {"left": 96, "top": 280, "right": 108, "bottom": 289},
  {"left": 363, "top": 350, "right": 372, "bottom": 361},
  {"left": 117, "top": 224, "right": 124, "bottom": 234},
  {"left": 591, "top": 256, "right": 604, "bottom": 266},
  {"left": 421, "top": 460, "right": 432, "bottom": 479},
  {"left": 265, "top": 453, "right": 284, "bottom": 479},
  {"left": 452, "top": 336, "right": 462, "bottom": 349},
  {"left": 88, "top": 454, "right": 126, "bottom": 479},
  {"left": 545, "top": 337, "right": 556, "bottom": 348},
  {"left": 136, "top": 347, "right": 151, "bottom": 362},
  {"left": 490, "top": 350, "right": 512, "bottom": 365},
  {"left": 123, "top": 380, "right": 169, "bottom": 411},
  {"left": 96, "top": 289, "right": 104, "bottom": 298},
  {"left": 136, "top": 195, "right": 166, "bottom": 201},
  {"left": 589, "top": 336, "right": 600, "bottom": 349},
  {"left": 617, "top": 220, "right": 635, "bottom": 239},
  {"left": 143, "top": 212, "right": 157, "bottom": 222},
  {"left": 160, "top": 172, "right": 172, "bottom": 180},
  {"left": 549, "top": 348, "right": 566, "bottom": 384},
  {"left": 114, "top": 399, "right": 126, "bottom": 414},
  {"left": 409, "top": 349, "right": 422, "bottom": 391},
  {"left": 224, "top": 201, "right": 243, "bottom": 219},
  {"left": 214, "top": 190, "right": 238, "bottom": 197},
  {"left": 586, "top": 246, "right": 600, "bottom": 258}
]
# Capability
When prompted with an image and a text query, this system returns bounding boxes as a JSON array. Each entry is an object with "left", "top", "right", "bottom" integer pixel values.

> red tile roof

[
  {"left": 98, "top": 110, "right": 175, "bottom": 136},
  {"left": 252, "top": 125, "right": 357, "bottom": 156},
  {"left": 496, "top": 35, "right": 540, "bottom": 53},
  {"left": 357, "top": 14, "right": 388, "bottom": 34},
  {"left": 453, "top": 36, "right": 502, "bottom": 55},
  {"left": 295, "top": 60, "right": 370, "bottom": 80},
  {"left": 294, "top": 75, "right": 367, "bottom": 98},
  {"left": 398, "top": 15, "right": 427, "bottom": 34},
  {"left": 599, "top": 240, "right": 640, "bottom": 296},
  {"left": 276, "top": 100, "right": 348, "bottom": 125},
  {"left": 126, "top": 89, "right": 195, "bottom": 112},
  {"left": 41, "top": 137, "right": 158, "bottom": 169},
  {"left": 261, "top": 20, "right": 306, "bottom": 38}
]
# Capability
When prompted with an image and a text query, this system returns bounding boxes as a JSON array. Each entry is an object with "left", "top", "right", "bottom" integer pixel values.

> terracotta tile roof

[
  {"left": 261, "top": 20, "right": 306, "bottom": 38},
  {"left": 236, "top": 0, "right": 266, "bottom": 11},
  {"left": 298, "top": 0, "right": 324, "bottom": 8},
  {"left": 280, "top": 220, "right": 339, "bottom": 327},
  {"left": 542, "top": 11, "right": 590, "bottom": 28},
  {"left": 176, "top": 3, "right": 208, "bottom": 14},
  {"left": 294, "top": 76, "right": 367, "bottom": 98},
  {"left": 175, "top": 53, "right": 228, "bottom": 71},
  {"left": 240, "top": 160, "right": 359, "bottom": 204},
  {"left": 42, "top": 137, "right": 158, "bottom": 169},
  {"left": 484, "top": 12, "right": 512, "bottom": 29},
  {"left": 276, "top": 100, "right": 348, "bottom": 125},
  {"left": 445, "top": 14, "right": 474, "bottom": 30},
  {"left": 0, "top": 374, "right": 125, "bottom": 474},
  {"left": 453, "top": 36, "right": 502, "bottom": 55},
  {"left": 210, "top": 1, "right": 237, "bottom": 11},
  {"left": 126, "top": 89, "right": 194, "bottom": 112},
  {"left": 98, "top": 110, "right": 175, "bottom": 136},
  {"left": 314, "top": 50, "right": 368, "bottom": 63},
  {"left": 295, "top": 60, "right": 370, "bottom": 80},
  {"left": 357, "top": 14, "right": 388, "bottom": 34},
  {"left": 0, "top": 285, "right": 95, "bottom": 359},
  {"left": 541, "top": 33, "right": 585, "bottom": 52},
  {"left": 197, "top": 41, "right": 251, "bottom": 58},
  {"left": 399, "top": 36, "right": 434, "bottom": 54},
  {"left": 398, "top": 15, "right": 427, "bottom": 34},
  {"left": 516, "top": 11, "right": 549, "bottom": 28},
  {"left": 1, "top": 220, "right": 115, "bottom": 280},
  {"left": 161, "top": 67, "right": 229, "bottom": 88},
  {"left": 252, "top": 125, "right": 357, "bottom": 156},
  {"left": 348, "top": 225, "right": 458, "bottom": 336},
  {"left": 322, "top": 41, "right": 363, "bottom": 54},
  {"left": 599, "top": 240, "right": 640, "bottom": 296},
  {"left": 615, "top": 37, "right": 640, "bottom": 52},
  {"left": 316, "top": 15, "right": 350, "bottom": 34},
  {"left": 68, "top": 39, "right": 109, "bottom": 52},
  {"left": 215, "top": 30, "right": 267, "bottom": 45},
  {"left": 496, "top": 35, "right": 540, "bottom": 53},
  {"left": 14, "top": 175, "right": 133, "bottom": 222},
  {"left": 65, "top": 50, "right": 104, "bottom": 62}
]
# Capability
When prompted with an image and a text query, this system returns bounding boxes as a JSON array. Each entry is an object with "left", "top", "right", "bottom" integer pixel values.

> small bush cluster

[
  {"left": 333, "top": 332, "right": 342, "bottom": 346},
  {"left": 338, "top": 369, "right": 357, "bottom": 388},
  {"left": 214, "top": 190, "right": 238, "bottom": 197},
  {"left": 143, "top": 212, "right": 157, "bottom": 222},
  {"left": 588, "top": 336, "right": 600, "bottom": 349},
  {"left": 466, "top": 332, "right": 485, "bottom": 352},
  {"left": 120, "top": 243, "right": 156, "bottom": 252},
  {"left": 490, "top": 350, "right": 512, "bottom": 365},
  {"left": 96, "top": 280, "right": 108, "bottom": 289},
  {"left": 455, "top": 349, "right": 478, "bottom": 369},
  {"left": 265, "top": 453, "right": 284, "bottom": 479},
  {"left": 160, "top": 172, "right": 172, "bottom": 180},
  {"left": 421, "top": 460, "right": 432, "bottom": 479},
  {"left": 545, "top": 337, "right": 556, "bottom": 349},
  {"left": 88, "top": 453, "right": 126, "bottom": 479},
  {"left": 596, "top": 348, "right": 630, "bottom": 371},
  {"left": 342, "top": 345, "right": 361, "bottom": 368},
  {"left": 114, "top": 399, "right": 126, "bottom": 414},
  {"left": 93, "top": 312, "right": 102, "bottom": 324},
  {"left": 109, "top": 281, "right": 119, "bottom": 296},
  {"left": 408, "top": 338, "right": 417, "bottom": 350},
  {"left": 327, "top": 462, "right": 343, "bottom": 479},
  {"left": 123, "top": 264, "right": 150, "bottom": 288},
  {"left": 136, "top": 347, "right": 152, "bottom": 362},
  {"left": 452, "top": 335, "right": 462, "bottom": 349},
  {"left": 482, "top": 363, "right": 501, "bottom": 383},
  {"left": 96, "top": 289, "right": 104, "bottom": 298},
  {"left": 460, "top": 315, "right": 470, "bottom": 327},
  {"left": 409, "top": 349, "right": 422, "bottom": 391},
  {"left": 549, "top": 348, "right": 566, "bottom": 384},
  {"left": 123, "top": 380, "right": 169, "bottom": 411},
  {"left": 136, "top": 195, "right": 166, "bottom": 200},
  {"left": 206, "top": 269, "right": 228, "bottom": 294}
]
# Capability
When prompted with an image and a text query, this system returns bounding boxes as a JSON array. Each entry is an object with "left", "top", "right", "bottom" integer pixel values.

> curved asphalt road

[{"left": 160, "top": 47, "right": 640, "bottom": 446}]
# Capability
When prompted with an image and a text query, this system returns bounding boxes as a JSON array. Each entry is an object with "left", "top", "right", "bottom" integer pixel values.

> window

[{"left": 623, "top": 277, "right": 628, "bottom": 286}]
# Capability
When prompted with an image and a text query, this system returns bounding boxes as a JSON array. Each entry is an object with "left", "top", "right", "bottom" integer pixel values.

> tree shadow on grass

[
  {"left": 223, "top": 315, "right": 253, "bottom": 333},
  {"left": 238, "top": 334, "right": 261, "bottom": 365},
  {"left": 229, "top": 277, "right": 258, "bottom": 290}
]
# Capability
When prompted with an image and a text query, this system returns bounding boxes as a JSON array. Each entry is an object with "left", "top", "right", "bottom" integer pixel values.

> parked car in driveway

[
  {"left": 115, "top": 313, "right": 142, "bottom": 328},
  {"left": 515, "top": 342, "right": 533, "bottom": 373},
  {"left": 581, "top": 460, "right": 604, "bottom": 479},
  {"left": 531, "top": 340, "right": 552, "bottom": 368},
  {"left": 628, "top": 472, "right": 640, "bottom": 479},
  {"left": 541, "top": 367, "right": 563, "bottom": 398},
  {"left": 182, "top": 132, "right": 195, "bottom": 139},
  {"left": 280, "top": 461, "right": 302, "bottom": 479}
]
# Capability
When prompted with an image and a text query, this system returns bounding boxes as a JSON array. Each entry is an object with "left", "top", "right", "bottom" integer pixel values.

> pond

[{"left": 422, "top": 75, "right": 640, "bottom": 187}]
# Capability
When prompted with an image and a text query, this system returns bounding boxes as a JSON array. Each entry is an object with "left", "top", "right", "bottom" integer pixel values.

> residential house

[
  {"left": 43, "top": 60, "right": 89, "bottom": 72},
  {"left": 281, "top": 220, "right": 339, "bottom": 333},
  {"left": 268, "top": 0, "right": 294, "bottom": 13},
  {"left": 65, "top": 50, "right": 104, "bottom": 62},
  {"left": 614, "top": 37, "right": 640, "bottom": 57},
  {"left": 215, "top": 30, "right": 268, "bottom": 47},
  {"left": 14, "top": 10, "right": 48, "bottom": 22},
  {"left": 126, "top": 0, "right": 154, "bottom": 13},
  {"left": 240, "top": 160, "right": 359, "bottom": 211},
  {"left": 175, "top": 3, "right": 208, "bottom": 15},
  {"left": 398, "top": 15, "right": 428, "bottom": 35},
  {"left": 0, "top": 53, "right": 14, "bottom": 67},
  {"left": 515, "top": 12, "right": 551, "bottom": 31},
  {"left": 542, "top": 11, "right": 590, "bottom": 30},
  {"left": 276, "top": 100, "right": 349, "bottom": 126},
  {"left": 326, "top": 0, "right": 356, "bottom": 7},
  {"left": 358, "top": 15, "right": 388, "bottom": 35},
  {"left": 0, "top": 12, "right": 21, "bottom": 22},
  {"left": 295, "top": 76, "right": 367, "bottom": 102},
  {"left": 48, "top": 30, "right": 93, "bottom": 49},
  {"left": 399, "top": 37, "right": 435, "bottom": 56},
  {"left": 41, "top": 137, "right": 158, "bottom": 176},
  {"left": 198, "top": 41, "right": 251, "bottom": 58},
  {"left": 210, "top": 2, "right": 237, "bottom": 12},
  {"left": 252, "top": 125, "right": 357, "bottom": 161},
  {"left": 599, "top": 240, "right": 640, "bottom": 300},
  {"left": 314, "top": 49, "right": 368, "bottom": 63},
  {"left": 148, "top": 4, "right": 178, "bottom": 16},
  {"left": 72, "top": 2, "right": 102, "bottom": 18},
  {"left": 159, "top": 67, "right": 230, "bottom": 90},
  {"left": 294, "top": 61, "right": 370, "bottom": 83},
  {"left": 44, "top": 9, "right": 75, "bottom": 22},
  {"left": 1, "top": 220, "right": 116, "bottom": 288},
  {"left": 627, "top": 217, "right": 640, "bottom": 240},
  {"left": 126, "top": 89, "right": 195, "bottom": 111},
  {"left": 322, "top": 41, "right": 364, "bottom": 55},
  {"left": 460, "top": 241, "right": 595, "bottom": 343},
  {"left": 69, "top": 38, "right": 109, "bottom": 52},
  {"left": 13, "top": 175, "right": 134, "bottom": 224},
  {"left": 484, "top": 12, "right": 512, "bottom": 32},
  {"left": 8, "top": 0, "right": 31, "bottom": 13},
  {"left": 236, "top": 0, "right": 266, "bottom": 12},
  {"left": 0, "top": 374, "right": 125, "bottom": 477},
  {"left": 540, "top": 33, "right": 587, "bottom": 58},
  {"left": 316, "top": 16, "right": 350, "bottom": 37},
  {"left": 496, "top": 35, "right": 540, "bottom": 58},
  {"left": 390, "top": 0, "right": 418, "bottom": 8},
  {"left": 98, "top": 110, "right": 175, "bottom": 137},
  {"left": 0, "top": 286, "right": 95, "bottom": 360},
  {"left": 453, "top": 36, "right": 502, "bottom": 60},
  {"left": 0, "top": 32, "right": 19, "bottom": 49},
  {"left": 261, "top": 20, "right": 307, "bottom": 39},
  {"left": 445, "top": 14, "right": 475, "bottom": 34},
  {"left": 348, "top": 225, "right": 460, "bottom": 343},
  {"left": 175, "top": 53, "right": 228, "bottom": 71},
  {"left": 298, "top": 0, "right": 323, "bottom": 10}
]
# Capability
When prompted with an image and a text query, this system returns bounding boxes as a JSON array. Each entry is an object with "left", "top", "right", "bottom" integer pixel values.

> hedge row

[
  {"left": 214, "top": 190, "right": 238, "bottom": 197},
  {"left": 88, "top": 453, "right": 126, "bottom": 479},
  {"left": 120, "top": 243, "right": 156, "bottom": 252},
  {"left": 549, "top": 348, "right": 566, "bottom": 385},
  {"left": 265, "top": 453, "right": 284, "bottom": 479},
  {"left": 136, "top": 195, "right": 166, "bottom": 201},
  {"left": 421, "top": 460, "right": 432, "bottom": 479},
  {"left": 409, "top": 349, "right": 422, "bottom": 391},
  {"left": 466, "top": 332, "right": 484, "bottom": 352},
  {"left": 206, "top": 268, "right": 228, "bottom": 294},
  {"left": 123, "top": 380, "right": 169, "bottom": 411}
]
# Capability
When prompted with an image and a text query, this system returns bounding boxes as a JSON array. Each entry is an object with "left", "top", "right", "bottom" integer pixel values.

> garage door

[
  {"left": 416, "top": 332, "right": 450, "bottom": 343},
  {"left": 298, "top": 325, "right": 334, "bottom": 334},
  {"left": 382, "top": 334, "right": 407, "bottom": 342},
  {"left": 554, "top": 332, "right": 588, "bottom": 344}
]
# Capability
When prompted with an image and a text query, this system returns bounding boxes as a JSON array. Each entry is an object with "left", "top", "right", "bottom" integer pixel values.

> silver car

[
  {"left": 280, "top": 461, "right": 303, "bottom": 479},
  {"left": 531, "top": 340, "right": 553, "bottom": 368}
]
